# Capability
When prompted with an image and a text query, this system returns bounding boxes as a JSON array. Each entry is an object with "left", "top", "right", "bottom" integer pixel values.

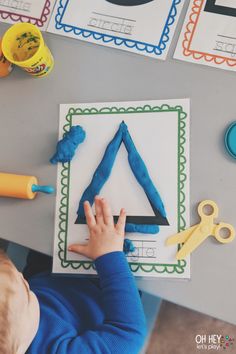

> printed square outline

[
  {"left": 204, "top": 0, "right": 236, "bottom": 17},
  {"left": 182, "top": 0, "right": 236, "bottom": 67}
]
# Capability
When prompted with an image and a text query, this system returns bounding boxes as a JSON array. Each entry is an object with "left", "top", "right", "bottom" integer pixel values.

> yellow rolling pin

[{"left": 0, "top": 172, "right": 54, "bottom": 200}]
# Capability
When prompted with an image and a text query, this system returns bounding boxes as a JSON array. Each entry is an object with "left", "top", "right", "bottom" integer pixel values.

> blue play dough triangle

[{"left": 75, "top": 122, "right": 168, "bottom": 234}]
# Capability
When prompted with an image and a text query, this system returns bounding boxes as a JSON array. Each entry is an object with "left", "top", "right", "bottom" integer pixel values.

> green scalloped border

[{"left": 57, "top": 104, "right": 188, "bottom": 274}]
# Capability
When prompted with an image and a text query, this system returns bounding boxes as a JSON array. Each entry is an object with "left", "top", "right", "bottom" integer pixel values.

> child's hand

[{"left": 68, "top": 196, "right": 126, "bottom": 260}]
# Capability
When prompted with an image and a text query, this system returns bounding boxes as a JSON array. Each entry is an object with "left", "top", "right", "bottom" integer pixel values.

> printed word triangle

[{"left": 75, "top": 121, "right": 169, "bottom": 234}]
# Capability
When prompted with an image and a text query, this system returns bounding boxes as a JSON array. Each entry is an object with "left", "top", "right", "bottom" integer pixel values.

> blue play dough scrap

[
  {"left": 77, "top": 122, "right": 167, "bottom": 234},
  {"left": 123, "top": 238, "right": 135, "bottom": 255},
  {"left": 50, "top": 125, "right": 86, "bottom": 164}
]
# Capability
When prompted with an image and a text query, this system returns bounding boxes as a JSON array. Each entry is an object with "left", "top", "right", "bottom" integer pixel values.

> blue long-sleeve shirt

[{"left": 27, "top": 252, "right": 147, "bottom": 354}]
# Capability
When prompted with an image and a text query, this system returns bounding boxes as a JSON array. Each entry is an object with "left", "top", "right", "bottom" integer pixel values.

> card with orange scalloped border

[
  {"left": 174, "top": 0, "right": 236, "bottom": 71},
  {"left": 0, "top": 0, "right": 56, "bottom": 30}
]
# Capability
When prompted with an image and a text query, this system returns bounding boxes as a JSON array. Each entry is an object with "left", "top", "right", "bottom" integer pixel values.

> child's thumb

[{"left": 68, "top": 244, "right": 88, "bottom": 256}]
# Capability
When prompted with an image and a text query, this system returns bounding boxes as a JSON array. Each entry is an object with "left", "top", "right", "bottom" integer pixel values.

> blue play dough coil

[
  {"left": 125, "top": 223, "right": 159, "bottom": 234},
  {"left": 122, "top": 123, "right": 166, "bottom": 218},
  {"left": 77, "top": 122, "right": 167, "bottom": 234},
  {"left": 77, "top": 124, "right": 123, "bottom": 215}
]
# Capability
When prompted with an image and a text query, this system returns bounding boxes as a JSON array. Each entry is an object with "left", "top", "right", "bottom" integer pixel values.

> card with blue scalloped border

[
  {"left": 52, "top": 99, "right": 190, "bottom": 278},
  {"left": 47, "top": 0, "right": 185, "bottom": 59}
]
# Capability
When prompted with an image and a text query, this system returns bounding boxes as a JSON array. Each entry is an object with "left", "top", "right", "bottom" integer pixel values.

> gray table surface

[{"left": 1, "top": 2, "right": 236, "bottom": 325}]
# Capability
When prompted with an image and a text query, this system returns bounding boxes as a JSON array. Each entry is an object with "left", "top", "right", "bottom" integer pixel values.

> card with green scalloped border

[{"left": 53, "top": 99, "right": 190, "bottom": 278}]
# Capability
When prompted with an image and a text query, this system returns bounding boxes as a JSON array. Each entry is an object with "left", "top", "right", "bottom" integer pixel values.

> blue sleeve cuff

[{"left": 94, "top": 251, "right": 131, "bottom": 279}]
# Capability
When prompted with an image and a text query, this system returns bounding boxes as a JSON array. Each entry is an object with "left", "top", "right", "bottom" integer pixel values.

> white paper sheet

[
  {"left": 0, "top": 0, "right": 56, "bottom": 30},
  {"left": 174, "top": 0, "right": 236, "bottom": 71},
  {"left": 47, "top": 0, "right": 185, "bottom": 59},
  {"left": 53, "top": 99, "right": 190, "bottom": 278}
]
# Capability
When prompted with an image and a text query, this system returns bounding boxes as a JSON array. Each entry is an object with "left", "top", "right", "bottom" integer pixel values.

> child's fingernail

[{"left": 68, "top": 246, "right": 72, "bottom": 251}]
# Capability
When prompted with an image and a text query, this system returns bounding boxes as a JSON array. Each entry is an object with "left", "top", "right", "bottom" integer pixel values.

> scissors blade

[
  {"left": 176, "top": 226, "right": 211, "bottom": 260},
  {"left": 166, "top": 225, "right": 197, "bottom": 246}
]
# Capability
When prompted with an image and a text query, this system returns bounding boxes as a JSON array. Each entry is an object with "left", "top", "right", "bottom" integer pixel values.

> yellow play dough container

[{"left": 1, "top": 23, "right": 54, "bottom": 77}]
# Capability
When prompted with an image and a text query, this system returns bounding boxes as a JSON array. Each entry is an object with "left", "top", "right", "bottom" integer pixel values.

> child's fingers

[
  {"left": 84, "top": 201, "right": 96, "bottom": 228},
  {"left": 95, "top": 196, "right": 103, "bottom": 225},
  {"left": 101, "top": 198, "right": 113, "bottom": 225},
  {"left": 115, "top": 208, "right": 126, "bottom": 235},
  {"left": 68, "top": 243, "right": 89, "bottom": 257}
]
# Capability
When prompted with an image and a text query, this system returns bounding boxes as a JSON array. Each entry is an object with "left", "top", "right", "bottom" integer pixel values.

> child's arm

[{"left": 64, "top": 197, "right": 147, "bottom": 354}]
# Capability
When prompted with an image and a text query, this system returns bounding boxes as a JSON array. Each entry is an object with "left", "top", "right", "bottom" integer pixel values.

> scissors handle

[
  {"left": 214, "top": 223, "right": 235, "bottom": 243},
  {"left": 198, "top": 200, "right": 219, "bottom": 220}
]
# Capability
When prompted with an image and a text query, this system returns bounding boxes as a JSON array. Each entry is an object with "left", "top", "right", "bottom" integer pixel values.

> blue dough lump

[{"left": 50, "top": 125, "right": 86, "bottom": 164}]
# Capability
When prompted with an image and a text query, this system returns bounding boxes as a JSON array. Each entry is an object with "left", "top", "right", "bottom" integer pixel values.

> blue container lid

[{"left": 225, "top": 122, "right": 236, "bottom": 159}]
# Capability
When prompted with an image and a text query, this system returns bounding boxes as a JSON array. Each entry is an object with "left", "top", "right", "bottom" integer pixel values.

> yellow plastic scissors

[{"left": 166, "top": 200, "right": 235, "bottom": 260}]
